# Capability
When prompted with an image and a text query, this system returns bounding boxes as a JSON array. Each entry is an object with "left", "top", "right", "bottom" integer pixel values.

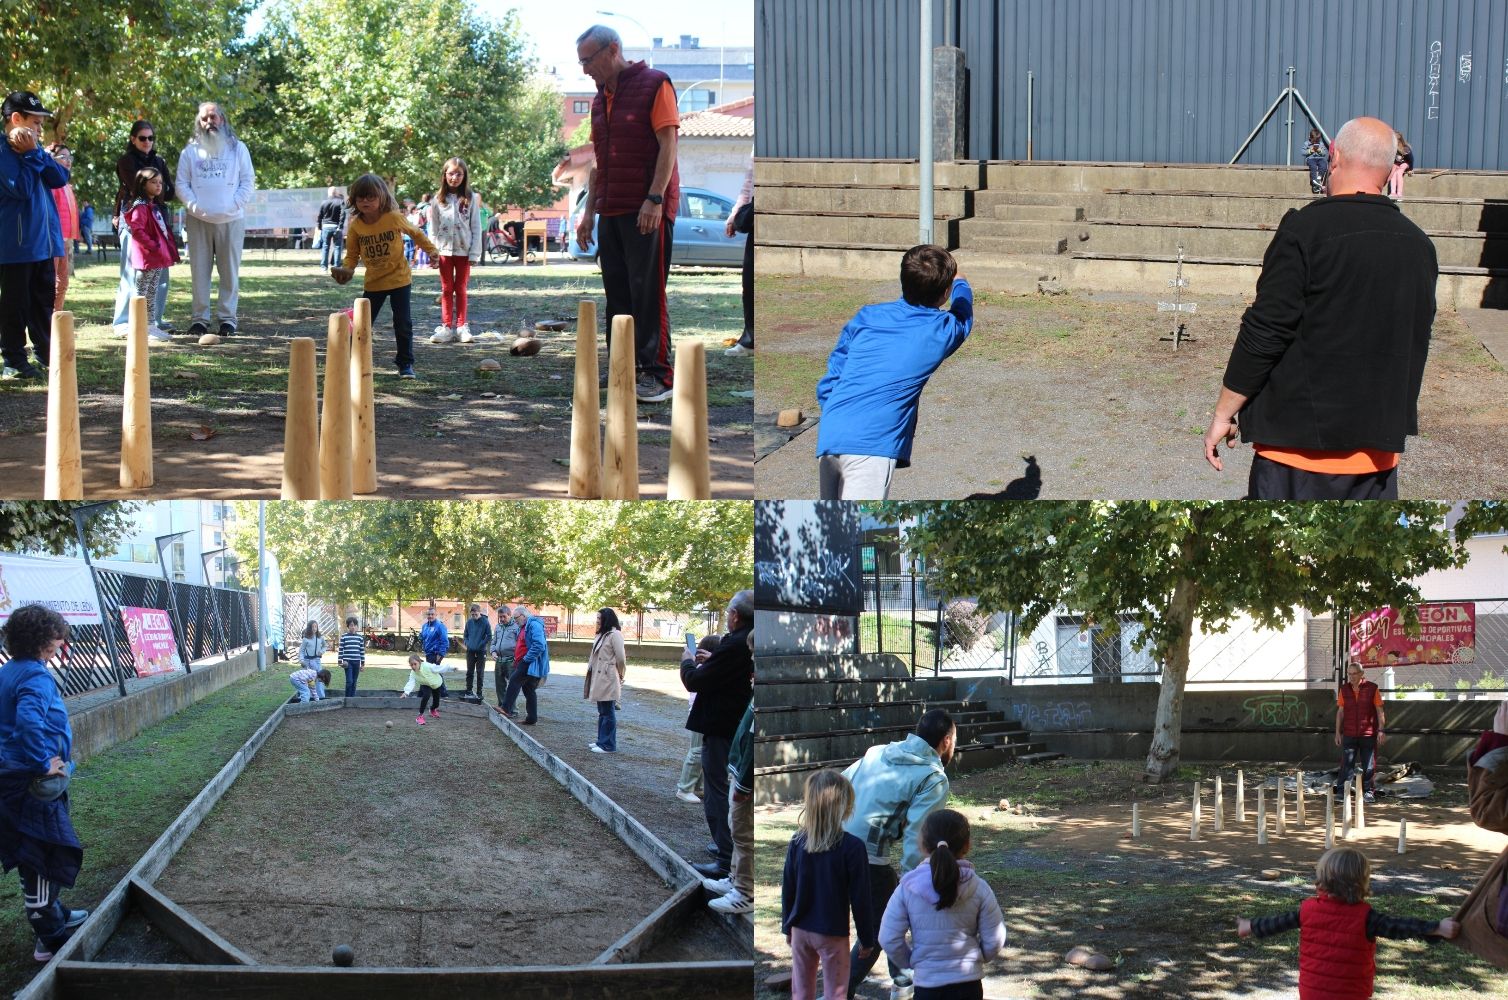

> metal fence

[
  {"left": 859, "top": 572, "right": 1013, "bottom": 674},
  {"left": 1310, "top": 598, "right": 1508, "bottom": 694},
  {"left": 0, "top": 567, "right": 259, "bottom": 698}
]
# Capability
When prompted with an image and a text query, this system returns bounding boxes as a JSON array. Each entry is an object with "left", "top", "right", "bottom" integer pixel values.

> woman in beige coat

[{"left": 585, "top": 608, "right": 627, "bottom": 753}]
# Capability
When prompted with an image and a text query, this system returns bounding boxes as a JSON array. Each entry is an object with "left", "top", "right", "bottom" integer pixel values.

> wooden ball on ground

[
  {"left": 385, "top": 720, "right": 393, "bottom": 729},
  {"left": 198, "top": 333, "right": 223, "bottom": 346},
  {"left": 510, "top": 337, "right": 541, "bottom": 357},
  {"left": 333, "top": 944, "right": 355, "bottom": 967}
]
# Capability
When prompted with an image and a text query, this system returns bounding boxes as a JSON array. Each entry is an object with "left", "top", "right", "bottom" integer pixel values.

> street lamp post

[
  {"left": 155, "top": 531, "right": 193, "bottom": 675},
  {"left": 595, "top": 9, "right": 654, "bottom": 66}
]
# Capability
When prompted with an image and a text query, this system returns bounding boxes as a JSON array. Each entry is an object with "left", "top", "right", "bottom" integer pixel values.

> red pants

[
  {"left": 790, "top": 927, "right": 851, "bottom": 1000},
  {"left": 438, "top": 255, "right": 471, "bottom": 327}
]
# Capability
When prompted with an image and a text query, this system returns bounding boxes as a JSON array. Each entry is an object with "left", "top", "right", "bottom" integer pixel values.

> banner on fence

[
  {"left": 120, "top": 606, "right": 181, "bottom": 676},
  {"left": 261, "top": 552, "right": 285, "bottom": 653},
  {"left": 1349, "top": 602, "right": 1477, "bottom": 667},
  {"left": 0, "top": 554, "right": 104, "bottom": 626}
]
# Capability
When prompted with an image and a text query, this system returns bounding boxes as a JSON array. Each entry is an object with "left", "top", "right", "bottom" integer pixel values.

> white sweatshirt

[{"left": 177, "top": 139, "right": 255, "bottom": 224}]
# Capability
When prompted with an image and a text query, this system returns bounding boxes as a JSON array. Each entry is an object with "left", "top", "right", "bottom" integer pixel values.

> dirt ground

[
  {"left": 152, "top": 709, "right": 673, "bottom": 966},
  {"left": 755, "top": 760, "right": 1508, "bottom": 1000},
  {"left": 0, "top": 258, "right": 752, "bottom": 498},
  {"left": 753, "top": 276, "right": 1508, "bottom": 498}
]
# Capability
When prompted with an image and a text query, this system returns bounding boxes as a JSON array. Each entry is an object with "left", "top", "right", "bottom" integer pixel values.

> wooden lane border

[
  {"left": 24, "top": 698, "right": 749, "bottom": 999},
  {"left": 485, "top": 709, "right": 753, "bottom": 952},
  {"left": 125, "top": 879, "right": 258, "bottom": 966},
  {"left": 18, "top": 704, "right": 288, "bottom": 1000},
  {"left": 52, "top": 960, "right": 753, "bottom": 1000}
]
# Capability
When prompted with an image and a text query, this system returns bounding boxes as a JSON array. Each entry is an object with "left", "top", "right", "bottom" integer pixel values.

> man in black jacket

[
  {"left": 1203, "top": 116, "right": 1436, "bottom": 500},
  {"left": 315, "top": 187, "right": 346, "bottom": 271},
  {"left": 681, "top": 588, "right": 753, "bottom": 879}
]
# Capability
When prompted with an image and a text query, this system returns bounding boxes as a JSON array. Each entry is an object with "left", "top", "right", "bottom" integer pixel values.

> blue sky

[{"left": 478, "top": 0, "right": 754, "bottom": 69}]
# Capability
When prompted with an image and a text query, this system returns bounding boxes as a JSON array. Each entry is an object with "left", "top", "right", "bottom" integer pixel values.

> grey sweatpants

[
  {"left": 185, "top": 215, "right": 245, "bottom": 328},
  {"left": 818, "top": 453, "right": 898, "bottom": 500}
]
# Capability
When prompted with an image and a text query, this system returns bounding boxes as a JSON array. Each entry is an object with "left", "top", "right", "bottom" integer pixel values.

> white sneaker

[
  {"left": 110, "top": 324, "right": 129, "bottom": 338},
  {"left": 456, "top": 323, "right": 473, "bottom": 344},
  {"left": 701, "top": 876, "right": 734, "bottom": 895},
  {"left": 430, "top": 325, "right": 457, "bottom": 344},
  {"left": 675, "top": 790, "right": 702, "bottom": 803},
  {"left": 707, "top": 889, "right": 753, "bottom": 915},
  {"left": 725, "top": 342, "right": 753, "bottom": 356},
  {"left": 147, "top": 325, "right": 171, "bottom": 342}
]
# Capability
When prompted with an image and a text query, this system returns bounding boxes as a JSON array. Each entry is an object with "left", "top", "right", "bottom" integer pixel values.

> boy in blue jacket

[
  {"left": 815, "top": 244, "right": 973, "bottom": 499},
  {"left": 0, "top": 92, "right": 69, "bottom": 381}
]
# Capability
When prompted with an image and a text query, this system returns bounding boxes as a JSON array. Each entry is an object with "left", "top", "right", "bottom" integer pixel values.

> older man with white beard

[{"left": 176, "top": 102, "right": 254, "bottom": 343}]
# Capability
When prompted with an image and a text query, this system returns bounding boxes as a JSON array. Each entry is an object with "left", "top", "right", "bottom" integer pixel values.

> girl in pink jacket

[{"left": 122, "top": 168, "right": 180, "bottom": 341}]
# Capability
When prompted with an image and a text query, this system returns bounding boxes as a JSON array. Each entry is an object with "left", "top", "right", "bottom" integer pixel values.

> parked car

[{"left": 568, "top": 186, "right": 746, "bottom": 267}]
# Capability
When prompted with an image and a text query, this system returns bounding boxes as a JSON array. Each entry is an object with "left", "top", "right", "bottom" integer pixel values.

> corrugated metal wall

[{"left": 756, "top": 0, "right": 1508, "bottom": 169}]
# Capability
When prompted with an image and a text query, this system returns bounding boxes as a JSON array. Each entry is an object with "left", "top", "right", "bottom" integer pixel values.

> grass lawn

[{"left": 0, "top": 255, "right": 753, "bottom": 497}]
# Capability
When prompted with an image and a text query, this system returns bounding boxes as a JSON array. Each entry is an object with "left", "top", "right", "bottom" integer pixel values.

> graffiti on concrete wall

[
  {"left": 1013, "top": 701, "right": 1093, "bottom": 730},
  {"left": 1459, "top": 51, "right": 1472, "bottom": 84},
  {"left": 1241, "top": 693, "right": 1309, "bottom": 728},
  {"left": 1428, "top": 41, "right": 1443, "bottom": 118}
]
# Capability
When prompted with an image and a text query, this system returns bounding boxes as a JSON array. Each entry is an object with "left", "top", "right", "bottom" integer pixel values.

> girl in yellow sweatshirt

[
  {"left": 331, "top": 173, "right": 438, "bottom": 379},
  {"left": 399, "top": 653, "right": 447, "bottom": 724}
]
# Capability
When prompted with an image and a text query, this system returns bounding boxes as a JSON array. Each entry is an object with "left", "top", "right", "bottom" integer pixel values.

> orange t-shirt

[
  {"left": 1254, "top": 444, "right": 1400, "bottom": 475},
  {"left": 601, "top": 81, "right": 680, "bottom": 135},
  {"left": 1337, "top": 684, "right": 1383, "bottom": 710}
]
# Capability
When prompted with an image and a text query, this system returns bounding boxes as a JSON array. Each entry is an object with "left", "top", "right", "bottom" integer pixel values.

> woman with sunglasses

[{"left": 110, "top": 120, "right": 176, "bottom": 336}]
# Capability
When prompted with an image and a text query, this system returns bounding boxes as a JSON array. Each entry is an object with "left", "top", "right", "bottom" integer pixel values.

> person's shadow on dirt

[{"left": 967, "top": 455, "right": 1042, "bottom": 499}]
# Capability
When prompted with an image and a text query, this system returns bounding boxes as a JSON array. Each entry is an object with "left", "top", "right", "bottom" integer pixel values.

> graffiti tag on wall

[
  {"left": 1428, "top": 41, "right": 1442, "bottom": 119},
  {"left": 1013, "top": 701, "right": 1092, "bottom": 730},
  {"left": 1459, "top": 52, "right": 1472, "bottom": 84},
  {"left": 1242, "top": 693, "right": 1309, "bottom": 728}
]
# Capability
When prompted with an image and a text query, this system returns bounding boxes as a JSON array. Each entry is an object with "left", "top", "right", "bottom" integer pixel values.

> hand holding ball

[{"left": 330, "top": 267, "right": 353, "bottom": 286}]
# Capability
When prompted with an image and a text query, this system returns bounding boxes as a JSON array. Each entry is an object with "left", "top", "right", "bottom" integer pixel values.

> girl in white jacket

[
  {"left": 877, "top": 809, "right": 1006, "bottom": 1000},
  {"left": 426, "top": 157, "right": 483, "bottom": 344}
]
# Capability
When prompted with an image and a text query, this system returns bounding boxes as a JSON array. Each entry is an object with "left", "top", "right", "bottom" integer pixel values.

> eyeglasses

[
  {"left": 135, "top": 134, "right": 155, "bottom": 142},
  {"left": 579, "top": 43, "right": 609, "bottom": 66}
]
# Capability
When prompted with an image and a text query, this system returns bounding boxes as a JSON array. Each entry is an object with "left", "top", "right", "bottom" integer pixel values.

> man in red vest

[
  {"left": 574, "top": 24, "right": 681, "bottom": 404},
  {"left": 1335, "top": 662, "right": 1387, "bottom": 802}
]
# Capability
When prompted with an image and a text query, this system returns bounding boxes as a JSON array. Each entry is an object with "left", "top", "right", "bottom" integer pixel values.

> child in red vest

[{"left": 1237, "top": 846, "right": 1458, "bottom": 998}]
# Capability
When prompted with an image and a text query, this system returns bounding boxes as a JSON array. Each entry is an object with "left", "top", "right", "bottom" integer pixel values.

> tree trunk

[{"left": 1145, "top": 571, "right": 1200, "bottom": 783}]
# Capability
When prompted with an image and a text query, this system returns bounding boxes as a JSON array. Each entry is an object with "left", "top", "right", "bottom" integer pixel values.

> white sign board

[
  {"left": 0, "top": 554, "right": 104, "bottom": 625},
  {"left": 242, "top": 187, "right": 329, "bottom": 232}
]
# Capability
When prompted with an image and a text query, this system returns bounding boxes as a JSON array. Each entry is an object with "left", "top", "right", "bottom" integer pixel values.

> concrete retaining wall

[
  {"left": 978, "top": 680, "right": 1502, "bottom": 766},
  {"left": 70, "top": 649, "right": 262, "bottom": 764},
  {"left": 548, "top": 640, "right": 684, "bottom": 664}
]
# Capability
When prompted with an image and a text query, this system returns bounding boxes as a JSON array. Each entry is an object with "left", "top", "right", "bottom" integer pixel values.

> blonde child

[
  {"left": 426, "top": 157, "right": 482, "bottom": 344},
  {"left": 400, "top": 653, "right": 446, "bottom": 725},
  {"left": 331, "top": 173, "right": 438, "bottom": 379},
  {"left": 121, "top": 167, "right": 180, "bottom": 340},
  {"left": 1238, "top": 846, "right": 1458, "bottom": 998},
  {"left": 781, "top": 769, "right": 877, "bottom": 1000},
  {"left": 877, "top": 809, "right": 1004, "bottom": 1000}
]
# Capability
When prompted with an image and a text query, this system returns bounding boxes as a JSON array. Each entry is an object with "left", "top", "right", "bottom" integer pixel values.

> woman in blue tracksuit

[{"left": 0, "top": 605, "right": 89, "bottom": 962}]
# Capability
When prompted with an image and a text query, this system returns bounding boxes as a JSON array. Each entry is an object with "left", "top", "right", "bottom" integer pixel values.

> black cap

[{"left": 3, "top": 91, "right": 52, "bottom": 119}]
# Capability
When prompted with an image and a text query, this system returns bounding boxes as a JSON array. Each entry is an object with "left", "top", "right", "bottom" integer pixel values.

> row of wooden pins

[
  {"left": 45, "top": 298, "right": 155, "bottom": 498},
  {"left": 568, "top": 302, "right": 712, "bottom": 499},
  {"left": 282, "top": 300, "right": 376, "bottom": 499},
  {"left": 1131, "top": 769, "right": 1405, "bottom": 855}
]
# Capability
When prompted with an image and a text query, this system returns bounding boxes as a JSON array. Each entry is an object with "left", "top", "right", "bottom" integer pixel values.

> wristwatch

[{"left": 645, "top": 193, "right": 663, "bottom": 205}]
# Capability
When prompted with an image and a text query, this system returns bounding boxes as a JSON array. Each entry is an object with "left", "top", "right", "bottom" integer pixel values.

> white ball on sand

[{"left": 385, "top": 721, "right": 393, "bottom": 729}]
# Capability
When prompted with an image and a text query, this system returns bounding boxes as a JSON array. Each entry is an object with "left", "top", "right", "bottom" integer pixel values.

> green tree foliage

[
  {"left": 0, "top": 0, "right": 256, "bottom": 211},
  {"left": 241, "top": 0, "right": 566, "bottom": 207},
  {"left": 0, "top": 502, "right": 142, "bottom": 556},
  {"left": 229, "top": 501, "right": 752, "bottom": 616},
  {"left": 878, "top": 501, "right": 1508, "bottom": 783}
]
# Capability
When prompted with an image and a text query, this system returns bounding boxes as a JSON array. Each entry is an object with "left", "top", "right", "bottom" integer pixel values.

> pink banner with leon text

[
  {"left": 1349, "top": 602, "right": 1476, "bottom": 667},
  {"left": 120, "top": 606, "right": 181, "bottom": 677}
]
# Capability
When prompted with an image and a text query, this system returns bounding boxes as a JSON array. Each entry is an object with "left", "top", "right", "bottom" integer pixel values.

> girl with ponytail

[{"left": 877, "top": 809, "right": 1006, "bottom": 1000}]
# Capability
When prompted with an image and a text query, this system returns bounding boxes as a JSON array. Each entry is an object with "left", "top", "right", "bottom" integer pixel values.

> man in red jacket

[
  {"left": 573, "top": 23, "right": 681, "bottom": 404},
  {"left": 1335, "top": 662, "right": 1387, "bottom": 802}
]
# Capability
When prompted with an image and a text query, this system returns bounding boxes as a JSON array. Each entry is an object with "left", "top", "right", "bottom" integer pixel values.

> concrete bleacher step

[
  {"left": 959, "top": 234, "right": 1070, "bottom": 256},
  {"left": 757, "top": 158, "right": 987, "bottom": 189},
  {"left": 961, "top": 218, "right": 1086, "bottom": 240},
  {"left": 756, "top": 182, "right": 972, "bottom": 217},
  {"left": 973, "top": 189, "right": 1087, "bottom": 209},
  {"left": 757, "top": 653, "right": 913, "bottom": 684},
  {"left": 1081, "top": 219, "right": 1504, "bottom": 268},
  {"left": 991, "top": 203, "right": 1085, "bottom": 222},
  {"left": 761, "top": 211, "right": 960, "bottom": 249}
]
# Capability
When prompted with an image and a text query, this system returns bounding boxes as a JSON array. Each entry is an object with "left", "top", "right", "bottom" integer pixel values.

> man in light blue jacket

[
  {"left": 843, "top": 708, "right": 955, "bottom": 997},
  {"left": 0, "top": 91, "right": 68, "bottom": 380},
  {"left": 499, "top": 606, "right": 550, "bottom": 725}
]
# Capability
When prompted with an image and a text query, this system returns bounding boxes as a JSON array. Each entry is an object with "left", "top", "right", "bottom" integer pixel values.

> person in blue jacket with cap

[{"left": 0, "top": 91, "right": 69, "bottom": 381}]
